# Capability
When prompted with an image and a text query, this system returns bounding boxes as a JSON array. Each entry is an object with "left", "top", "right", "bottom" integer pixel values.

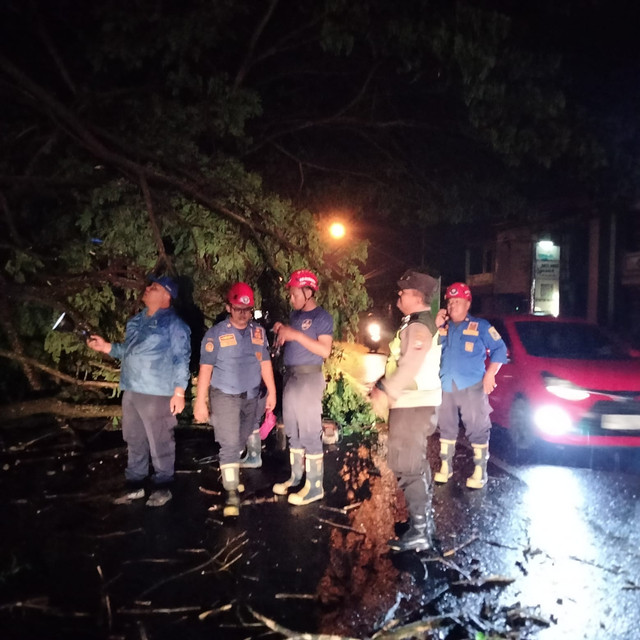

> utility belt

[{"left": 285, "top": 365, "right": 323, "bottom": 375}]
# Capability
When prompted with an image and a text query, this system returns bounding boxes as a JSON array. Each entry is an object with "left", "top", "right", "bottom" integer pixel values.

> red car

[{"left": 485, "top": 315, "right": 640, "bottom": 449}]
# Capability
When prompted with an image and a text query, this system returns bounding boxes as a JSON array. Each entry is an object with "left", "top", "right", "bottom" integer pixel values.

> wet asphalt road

[
  {"left": 435, "top": 435, "right": 640, "bottom": 639},
  {"left": 0, "top": 421, "right": 639, "bottom": 639}
]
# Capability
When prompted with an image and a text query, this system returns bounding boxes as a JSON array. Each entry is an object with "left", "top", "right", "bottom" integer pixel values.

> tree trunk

[{"left": 1, "top": 398, "right": 122, "bottom": 425}]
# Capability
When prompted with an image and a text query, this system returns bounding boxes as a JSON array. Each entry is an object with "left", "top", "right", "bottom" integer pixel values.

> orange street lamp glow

[{"left": 329, "top": 222, "right": 346, "bottom": 239}]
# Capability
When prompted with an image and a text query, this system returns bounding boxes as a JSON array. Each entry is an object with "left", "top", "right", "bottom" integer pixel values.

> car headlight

[
  {"left": 542, "top": 372, "right": 590, "bottom": 401},
  {"left": 533, "top": 405, "right": 574, "bottom": 435}
]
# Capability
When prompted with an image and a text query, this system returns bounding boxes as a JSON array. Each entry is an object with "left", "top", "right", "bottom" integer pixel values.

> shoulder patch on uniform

[
  {"left": 488, "top": 326, "right": 502, "bottom": 341},
  {"left": 252, "top": 326, "right": 264, "bottom": 345},
  {"left": 219, "top": 333, "right": 237, "bottom": 347},
  {"left": 411, "top": 325, "right": 430, "bottom": 350},
  {"left": 205, "top": 339, "right": 214, "bottom": 352},
  {"left": 255, "top": 351, "right": 263, "bottom": 361}
]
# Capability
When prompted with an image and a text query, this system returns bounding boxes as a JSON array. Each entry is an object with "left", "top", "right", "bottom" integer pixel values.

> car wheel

[{"left": 508, "top": 397, "right": 536, "bottom": 451}]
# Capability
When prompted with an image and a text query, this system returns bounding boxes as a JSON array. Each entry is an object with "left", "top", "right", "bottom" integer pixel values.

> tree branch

[
  {"left": 0, "top": 189, "right": 23, "bottom": 246},
  {"left": 32, "top": 0, "right": 77, "bottom": 95},
  {"left": 0, "top": 314, "right": 42, "bottom": 391},
  {"left": 0, "top": 398, "right": 122, "bottom": 424},
  {"left": 0, "top": 54, "right": 298, "bottom": 272},
  {"left": 139, "top": 173, "right": 172, "bottom": 272},
  {"left": 233, "top": 0, "right": 280, "bottom": 91},
  {"left": 0, "top": 349, "right": 118, "bottom": 390}
]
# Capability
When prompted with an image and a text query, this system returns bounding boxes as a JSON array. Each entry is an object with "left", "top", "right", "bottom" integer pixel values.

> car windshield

[{"left": 514, "top": 321, "right": 631, "bottom": 360}]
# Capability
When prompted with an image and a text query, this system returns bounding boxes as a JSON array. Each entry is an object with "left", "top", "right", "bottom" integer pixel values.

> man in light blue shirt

[
  {"left": 194, "top": 282, "right": 276, "bottom": 518},
  {"left": 435, "top": 282, "right": 507, "bottom": 489},
  {"left": 87, "top": 276, "right": 191, "bottom": 507}
]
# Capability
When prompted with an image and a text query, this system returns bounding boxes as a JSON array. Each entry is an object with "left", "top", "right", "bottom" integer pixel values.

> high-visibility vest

[{"left": 385, "top": 310, "right": 441, "bottom": 392}]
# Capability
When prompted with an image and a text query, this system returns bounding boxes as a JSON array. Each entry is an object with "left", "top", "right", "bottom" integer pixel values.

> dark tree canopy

[{"left": 1, "top": 0, "right": 638, "bottom": 409}]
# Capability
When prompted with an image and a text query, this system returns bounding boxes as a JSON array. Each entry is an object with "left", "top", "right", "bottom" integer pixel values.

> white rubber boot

[
  {"left": 466, "top": 443, "right": 489, "bottom": 489},
  {"left": 288, "top": 453, "right": 324, "bottom": 506},
  {"left": 239, "top": 430, "right": 262, "bottom": 468},
  {"left": 434, "top": 439, "right": 456, "bottom": 484},
  {"left": 220, "top": 463, "right": 241, "bottom": 517},
  {"left": 273, "top": 448, "right": 304, "bottom": 495}
]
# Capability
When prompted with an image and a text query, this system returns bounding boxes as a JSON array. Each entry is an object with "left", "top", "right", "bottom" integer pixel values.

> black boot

[{"left": 388, "top": 514, "right": 433, "bottom": 553}]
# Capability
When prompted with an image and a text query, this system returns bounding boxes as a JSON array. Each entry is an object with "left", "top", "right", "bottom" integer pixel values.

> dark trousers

[
  {"left": 387, "top": 405, "right": 437, "bottom": 519},
  {"left": 282, "top": 370, "right": 325, "bottom": 455},
  {"left": 121, "top": 391, "right": 176, "bottom": 487},
  {"left": 210, "top": 388, "right": 258, "bottom": 466},
  {"left": 438, "top": 380, "right": 492, "bottom": 445}
]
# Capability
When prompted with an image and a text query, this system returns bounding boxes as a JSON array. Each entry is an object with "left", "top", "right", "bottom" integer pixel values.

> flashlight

[{"left": 52, "top": 312, "right": 90, "bottom": 339}]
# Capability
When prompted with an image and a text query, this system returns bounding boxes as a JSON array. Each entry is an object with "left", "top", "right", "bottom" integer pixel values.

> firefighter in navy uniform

[
  {"left": 271, "top": 269, "right": 334, "bottom": 506},
  {"left": 434, "top": 282, "right": 508, "bottom": 489},
  {"left": 193, "top": 282, "right": 276, "bottom": 517},
  {"left": 370, "top": 270, "right": 441, "bottom": 553}
]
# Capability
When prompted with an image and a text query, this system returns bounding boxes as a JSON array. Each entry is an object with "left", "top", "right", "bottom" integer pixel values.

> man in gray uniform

[
  {"left": 194, "top": 282, "right": 276, "bottom": 517},
  {"left": 271, "top": 269, "right": 333, "bottom": 506},
  {"left": 370, "top": 270, "right": 441, "bottom": 552},
  {"left": 87, "top": 276, "right": 191, "bottom": 507}
]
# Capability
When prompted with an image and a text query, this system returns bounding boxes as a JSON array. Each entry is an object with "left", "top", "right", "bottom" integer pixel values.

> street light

[{"left": 329, "top": 221, "right": 346, "bottom": 240}]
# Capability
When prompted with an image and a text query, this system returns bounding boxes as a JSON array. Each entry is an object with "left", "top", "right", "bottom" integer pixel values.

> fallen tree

[{"left": 0, "top": 398, "right": 122, "bottom": 425}]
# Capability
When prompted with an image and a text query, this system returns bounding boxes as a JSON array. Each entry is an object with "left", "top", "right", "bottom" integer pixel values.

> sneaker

[
  {"left": 113, "top": 488, "right": 145, "bottom": 504},
  {"left": 146, "top": 489, "right": 172, "bottom": 507}
]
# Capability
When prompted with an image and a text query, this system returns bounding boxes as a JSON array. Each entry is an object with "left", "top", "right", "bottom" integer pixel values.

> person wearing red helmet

[
  {"left": 194, "top": 282, "right": 276, "bottom": 517},
  {"left": 434, "top": 282, "right": 507, "bottom": 489},
  {"left": 271, "top": 269, "right": 333, "bottom": 505}
]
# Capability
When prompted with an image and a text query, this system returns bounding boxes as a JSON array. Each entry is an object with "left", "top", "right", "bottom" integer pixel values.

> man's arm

[
  {"left": 482, "top": 322, "right": 508, "bottom": 394},
  {"left": 193, "top": 364, "right": 213, "bottom": 423},
  {"left": 273, "top": 323, "right": 333, "bottom": 359},
  {"left": 260, "top": 360, "right": 277, "bottom": 412},
  {"left": 169, "top": 320, "right": 191, "bottom": 415}
]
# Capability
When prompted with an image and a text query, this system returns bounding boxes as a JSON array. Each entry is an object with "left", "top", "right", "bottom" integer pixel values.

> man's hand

[
  {"left": 193, "top": 399, "right": 210, "bottom": 424},
  {"left": 170, "top": 394, "right": 186, "bottom": 416},
  {"left": 483, "top": 371, "right": 497, "bottom": 394},
  {"left": 265, "top": 390, "right": 277, "bottom": 412},
  {"left": 273, "top": 322, "right": 298, "bottom": 345},
  {"left": 86, "top": 334, "right": 111, "bottom": 354},
  {"left": 369, "top": 386, "right": 389, "bottom": 419},
  {"left": 435, "top": 309, "right": 448, "bottom": 329}
]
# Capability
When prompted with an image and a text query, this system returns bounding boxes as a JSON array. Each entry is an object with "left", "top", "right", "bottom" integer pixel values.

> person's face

[
  {"left": 446, "top": 297, "right": 471, "bottom": 322},
  {"left": 288, "top": 286, "right": 310, "bottom": 311},
  {"left": 142, "top": 282, "right": 171, "bottom": 308},
  {"left": 396, "top": 288, "right": 422, "bottom": 315},
  {"left": 227, "top": 303, "right": 253, "bottom": 329}
]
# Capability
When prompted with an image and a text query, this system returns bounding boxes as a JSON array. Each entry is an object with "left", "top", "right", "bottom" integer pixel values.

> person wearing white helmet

[
  {"left": 271, "top": 269, "right": 334, "bottom": 506},
  {"left": 194, "top": 282, "right": 276, "bottom": 517}
]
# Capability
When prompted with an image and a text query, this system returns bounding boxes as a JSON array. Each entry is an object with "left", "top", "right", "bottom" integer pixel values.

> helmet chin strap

[{"left": 301, "top": 289, "right": 314, "bottom": 311}]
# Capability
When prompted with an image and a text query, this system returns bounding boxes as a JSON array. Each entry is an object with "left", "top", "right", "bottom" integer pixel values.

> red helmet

[
  {"left": 286, "top": 269, "right": 318, "bottom": 291},
  {"left": 445, "top": 282, "right": 472, "bottom": 302},
  {"left": 227, "top": 282, "right": 254, "bottom": 307}
]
